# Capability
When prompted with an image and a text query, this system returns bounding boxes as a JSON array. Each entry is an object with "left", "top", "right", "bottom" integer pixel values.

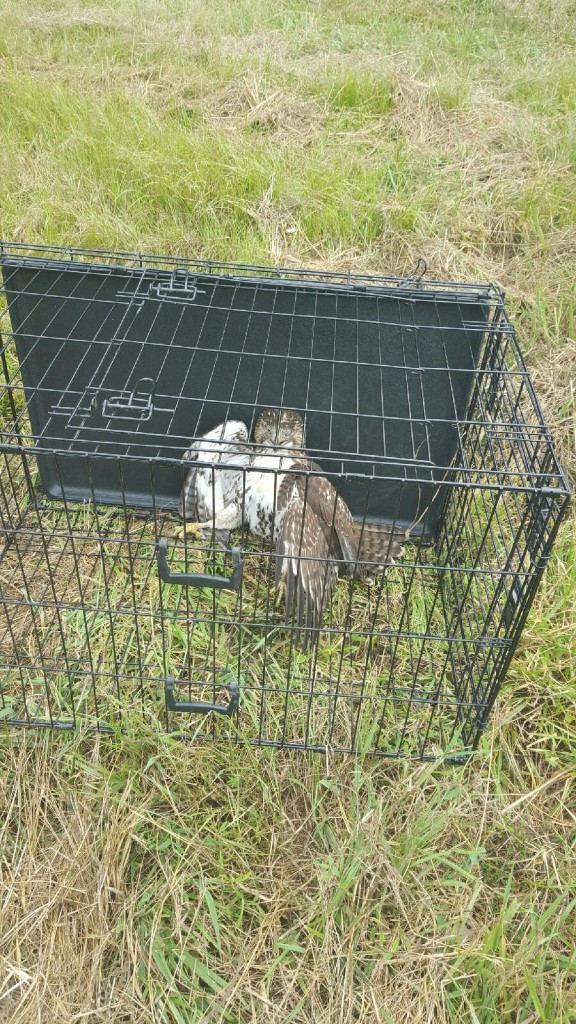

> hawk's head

[{"left": 254, "top": 409, "right": 305, "bottom": 449}]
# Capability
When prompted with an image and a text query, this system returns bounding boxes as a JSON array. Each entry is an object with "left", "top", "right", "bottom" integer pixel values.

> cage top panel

[
  {"left": 0, "top": 241, "right": 500, "bottom": 293},
  {"left": 0, "top": 243, "right": 569, "bottom": 527}
]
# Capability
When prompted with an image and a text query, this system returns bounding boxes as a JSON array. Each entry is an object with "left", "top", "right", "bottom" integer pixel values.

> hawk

[
  {"left": 245, "top": 409, "right": 362, "bottom": 647},
  {"left": 178, "top": 418, "right": 251, "bottom": 544},
  {"left": 178, "top": 409, "right": 409, "bottom": 646}
]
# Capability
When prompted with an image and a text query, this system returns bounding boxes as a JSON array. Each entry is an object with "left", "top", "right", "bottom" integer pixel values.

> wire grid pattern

[{"left": 0, "top": 244, "right": 570, "bottom": 759}]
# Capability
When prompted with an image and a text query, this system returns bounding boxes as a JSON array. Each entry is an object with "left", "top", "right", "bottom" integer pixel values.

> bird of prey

[
  {"left": 177, "top": 409, "right": 409, "bottom": 645},
  {"left": 177, "top": 418, "right": 251, "bottom": 544},
  {"left": 245, "top": 409, "right": 362, "bottom": 647}
]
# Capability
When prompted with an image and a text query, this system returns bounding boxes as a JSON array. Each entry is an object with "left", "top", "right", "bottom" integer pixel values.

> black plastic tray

[{"left": 2, "top": 255, "right": 491, "bottom": 534}]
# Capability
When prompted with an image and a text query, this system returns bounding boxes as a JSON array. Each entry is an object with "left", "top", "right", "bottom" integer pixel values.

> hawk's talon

[
  {"left": 175, "top": 521, "right": 233, "bottom": 550},
  {"left": 175, "top": 521, "right": 207, "bottom": 543}
]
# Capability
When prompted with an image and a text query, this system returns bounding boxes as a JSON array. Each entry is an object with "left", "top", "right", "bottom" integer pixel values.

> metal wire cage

[{"left": 0, "top": 243, "right": 570, "bottom": 760}]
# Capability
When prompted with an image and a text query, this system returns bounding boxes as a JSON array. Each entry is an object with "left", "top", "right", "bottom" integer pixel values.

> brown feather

[
  {"left": 254, "top": 408, "right": 407, "bottom": 645},
  {"left": 297, "top": 464, "right": 361, "bottom": 573},
  {"left": 275, "top": 469, "right": 357, "bottom": 647},
  {"left": 352, "top": 520, "right": 409, "bottom": 568}
]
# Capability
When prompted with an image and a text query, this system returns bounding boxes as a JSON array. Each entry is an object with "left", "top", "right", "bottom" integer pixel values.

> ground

[{"left": 0, "top": 1, "right": 575, "bottom": 1021}]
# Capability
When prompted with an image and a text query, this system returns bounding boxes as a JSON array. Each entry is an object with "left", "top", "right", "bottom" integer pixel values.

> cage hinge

[
  {"left": 149, "top": 268, "right": 204, "bottom": 303},
  {"left": 165, "top": 677, "right": 240, "bottom": 717}
]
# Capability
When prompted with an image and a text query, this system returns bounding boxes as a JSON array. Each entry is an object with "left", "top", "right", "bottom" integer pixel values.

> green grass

[
  {"left": 0, "top": 500, "right": 457, "bottom": 758},
  {"left": 0, "top": 0, "right": 575, "bottom": 1021}
]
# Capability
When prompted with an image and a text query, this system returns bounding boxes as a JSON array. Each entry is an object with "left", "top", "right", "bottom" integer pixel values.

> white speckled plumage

[{"left": 179, "top": 419, "right": 251, "bottom": 538}]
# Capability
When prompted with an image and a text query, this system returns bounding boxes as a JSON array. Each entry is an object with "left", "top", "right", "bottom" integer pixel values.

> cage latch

[
  {"left": 101, "top": 377, "right": 155, "bottom": 421},
  {"left": 157, "top": 538, "right": 243, "bottom": 590},
  {"left": 165, "top": 677, "right": 240, "bottom": 717},
  {"left": 149, "top": 268, "right": 202, "bottom": 302}
]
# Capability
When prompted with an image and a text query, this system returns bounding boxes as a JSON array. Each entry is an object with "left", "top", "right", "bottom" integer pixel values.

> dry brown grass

[{"left": 1, "top": 731, "right": 575, "bottom": 1023}]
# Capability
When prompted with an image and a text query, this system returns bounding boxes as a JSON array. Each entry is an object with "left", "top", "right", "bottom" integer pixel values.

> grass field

[{"left": 1, "top": 1, "right": 575, "bottom": 1021}]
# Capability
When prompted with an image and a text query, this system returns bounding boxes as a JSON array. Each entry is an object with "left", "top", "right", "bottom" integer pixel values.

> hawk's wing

[
  {"left": 179, "top": 420, "right": 249, "bottom": 521},
  {"left": 297, "top": 467, "right": 409, "bottom": 573},
  {"left": 275, "top": 466, "right": 359, "bottom": 646},
  {"left": 299, "top": 462, "right": 360, "bottom": 571},
  {"left": 275, "top": 474, "right": 338, "bottom": 646}
]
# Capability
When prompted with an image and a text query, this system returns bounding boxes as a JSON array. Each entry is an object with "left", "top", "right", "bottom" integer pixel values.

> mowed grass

[{"left": 0, "top": 1, "right": 575, "bottom": 1021}]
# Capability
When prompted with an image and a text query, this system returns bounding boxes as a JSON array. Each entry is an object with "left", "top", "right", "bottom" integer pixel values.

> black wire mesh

[{"left": 0, "top": 242, "right": 570, "bottom": 759}]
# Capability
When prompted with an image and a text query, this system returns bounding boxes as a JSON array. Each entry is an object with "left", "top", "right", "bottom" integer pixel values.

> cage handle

[
  {"left": 157, "top": 538, "right": 243, "bottom": 590},
  {"left": 165, "top": 677, "right": 239, "bottom": 717}
]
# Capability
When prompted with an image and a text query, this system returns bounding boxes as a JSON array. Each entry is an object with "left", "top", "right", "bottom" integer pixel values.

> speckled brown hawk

[
  {"left": 244, "top": 409, "right": 362, "bottom": 647},
  {"left": 179, "top": 409, "right": 409, "bottom": 643}
]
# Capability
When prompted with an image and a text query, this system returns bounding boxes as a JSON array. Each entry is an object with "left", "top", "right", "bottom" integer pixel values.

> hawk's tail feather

[{"left": 352, "top": 520, "right": 409, "bottom": 570}]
